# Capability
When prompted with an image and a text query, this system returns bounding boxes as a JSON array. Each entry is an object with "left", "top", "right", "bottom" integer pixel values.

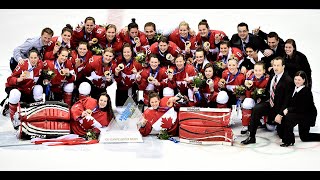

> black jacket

[{"left": 287, "top": 86, "right": 317, "bottom": 126}]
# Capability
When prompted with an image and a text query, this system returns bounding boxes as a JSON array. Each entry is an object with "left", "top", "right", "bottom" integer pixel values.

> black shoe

[
  {"left": 258, "top": 124, "right": 266, "bottom": 129},
  {"left": 241, "top": 137, "right": 256, "bottom": 145},
  {"left": 240, "top": 130, "right": 248, "bottom": 134},
  {"left": 1, "top": 98, "right": 9, "bottom": 116},
  {"left": 280, "top": 143, "right": 294, "bottom": 147}
]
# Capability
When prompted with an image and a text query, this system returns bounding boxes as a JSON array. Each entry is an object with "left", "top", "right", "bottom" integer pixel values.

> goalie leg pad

[
  {"left": 19, "top": 103, "right": 70, "bottom": 122},
  {"left": 19, "top": 121, "right": 70, "bottom": 139},
  {"left": 179, "top": 124, "right": 234, "bottom": 143}
]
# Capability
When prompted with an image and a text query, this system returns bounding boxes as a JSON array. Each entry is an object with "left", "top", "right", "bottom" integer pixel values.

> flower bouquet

[
  {"left": 251, "top": 88, "right": 266, "bottom": 100},
  {"left": 213, "top": 61, "right": 225, "bottom": 77},
  {"left": 91, "top": 45, "right": 103, "bottom": 55},
  {"left": 135, "top": 51, "right": 147, "bottom": 65},
  {"left": 191, "top": 73, "right": 206, "bottom": 88},
  {"left": 234, "top": 85, "right": 246, "bottom": 97},
  {"left": 157, "top": 129, "right": 170, "bottom": 140},
  {"left": 41, "top": 69, "right": 56, "bottom": 85},
  {"left": 84, "top": 128, "right": 99, "bottom": 140},
  {"left": 154, "top": 32, "right": 163, "bottom": 42},
  {"left": 157, "top": 129, "right": 179, "bottom": 143}
]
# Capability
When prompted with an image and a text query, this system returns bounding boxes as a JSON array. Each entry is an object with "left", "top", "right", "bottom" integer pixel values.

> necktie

[
  {"left": 270, "top": 75, "right": 278, "bottom": 107},
  {"left": 242, "top": 42, "right": 247, "bottom": 55},
  {"left": 39, "top": 46, "right": 46, "bottom": 60}
]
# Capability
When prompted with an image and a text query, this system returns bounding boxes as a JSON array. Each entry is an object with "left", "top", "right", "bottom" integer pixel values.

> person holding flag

[{"left": 138, "top": 91, "right": 178, "bottom": 137}]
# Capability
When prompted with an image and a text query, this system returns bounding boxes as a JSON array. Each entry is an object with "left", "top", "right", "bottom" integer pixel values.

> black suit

[
  {"left": 284, "top": 51, "right": 312, "bottom": 88},
  {"left": 248, "top": 71, "right": 294, "bottom": 138},
  {"left": 282, "top": 86, "right": 319, "bottom": 144},
  {"left": 230, "top": 33, "right": 269, "bottom": 57},
  {"left": 256, "top": 30, "right": 286, "bottom": 74}
]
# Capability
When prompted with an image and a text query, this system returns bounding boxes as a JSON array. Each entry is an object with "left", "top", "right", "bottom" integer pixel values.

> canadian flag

[{"left": 152, "top": 107, "right": 177, "bottom": 131}]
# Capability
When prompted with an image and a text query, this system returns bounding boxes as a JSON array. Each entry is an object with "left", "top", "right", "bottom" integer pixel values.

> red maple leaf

[
  {"left": 81, "top": 118, "right": 94, "bottom": 130},
  {"left": 161, "top": 117, "right": 173, "bottom": 129},
  {"left": 123, "top": 76, "right": 133, "bottom": 86},
  {"left": 177, "top": 82, "right": 188, "bottom": 95}
]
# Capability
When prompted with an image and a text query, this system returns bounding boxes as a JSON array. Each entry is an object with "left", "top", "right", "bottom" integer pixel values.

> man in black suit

[
  {"left": 241, "top": 56, "right": 294, "bottom": 144},
  {"left": 229, "top": 22, "right": 269, "bottom": 58},
  {"left": 253, "top": 29, "right": 286, "bottom": 74}
]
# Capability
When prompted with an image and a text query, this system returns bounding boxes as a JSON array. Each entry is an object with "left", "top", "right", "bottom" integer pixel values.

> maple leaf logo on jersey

[
  {"left": 177, "top": 81, "right": 188, "bottom": 94},
  {"left": 161, "top": 117, "right": 173, "bottom": 129},
  {"left": 205, "top": 94, "right": 212, "bottom": 103},
  {"left": 123, "top": 76, "right": 133, "bottom": 86}
]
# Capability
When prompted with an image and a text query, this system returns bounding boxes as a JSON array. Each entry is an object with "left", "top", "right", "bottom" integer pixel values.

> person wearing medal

[
  {"left": 103, "top": 24, "right": 124, "bottom": 60},
  {"left": 168, "top": 21, "right": 197, "bottom": 60},
  {"left": 42, "top": 47, "right": 76, "bottom": 107},
  {"left": 70, "top": 92, "right": 115, "bottom": 137},
  {"left": 192, "top": 47, "right": 210, "bottom": 75},
  {"left": 240, "top": 61, "right": 270, "bottom": 134},
  {"left": 118, "top": 18, "right": 149, "bottom": 57},
  {"left": 82, "top": 47, "right": 118, "bottom": 100},
  {"left": 114, "top": 43, "right": 143, "bottom": 106},
  {"left": 5, "top": 49, "right": 44, "bottom": 129},
  {"left": 196, "top": 19, "right": 229, "bottom": 62},
  {"left": 137, "top": 91, "right": 178, "bottom": 137},
  {"left": 193, "top": 63, "right": 220, "bottom": 108},
  {"left": 43, "top": 24, "right": 73, "bottom": 60},
  {"left": 136, "top": 54, "right": 167, "bottom": 105},
  {"left": 217, "top": 55, "right": 245, "bottom": 106},
  {"left": 216, "top": 41, "right": 243, "bottom": 75},
  {"left": 70, "top": 16, "right": 106, "bottom": 52},
  {"left": 148, "top": 36, "right": 181, "bottom": 67},
  {"left": 161, "top": 54, "right": 197, "bottom": 107}
]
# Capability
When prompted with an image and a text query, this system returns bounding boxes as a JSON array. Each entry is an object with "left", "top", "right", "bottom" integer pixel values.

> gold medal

[
  {"left": 185, "top": 41, "right": 191, "bottom": 48},
  {"left": 23, "top": 71, "right": 30, "bottom": 78},
  {"left": 166, "top": 100, "right": 173, "bottom": 107},
  {"left": 86, "top": 109, "right": 92, "bottom": 116},
  {"left": 206, "top": 79, "right": 213, "bottom": 85},
  {"left": 203, "top": 41, "right": 210, "bottom": 49},
  {"left": 166, "top": 68, "right": 174, "bottom": 75},
  {"left": 134, "top": 37, "right": 140, "bottom": 44},
  {"left": 147, "top": 76, "right": 155, "bottom": 83},
  {"left": 117, "top": 64, "right": 124, "bottom": 70},
  {"left": 104, "top": 70, "right": 111, "bottom": 77},
  {"left": 92, "top": 38, "right": 98, "bottom": 44}
]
